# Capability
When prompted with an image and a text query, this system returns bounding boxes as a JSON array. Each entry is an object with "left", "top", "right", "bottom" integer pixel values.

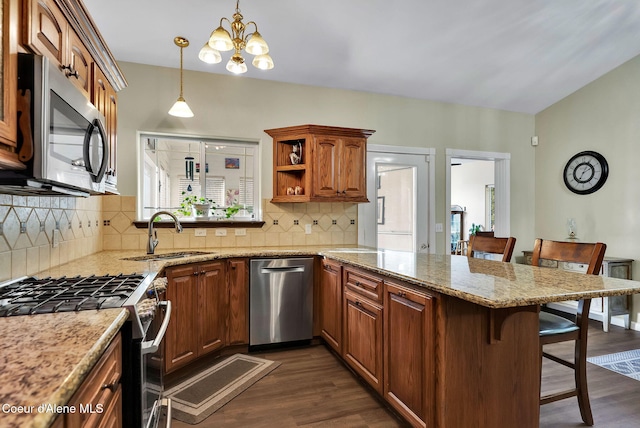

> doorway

[
  {"left": 445, "top": 149, "right": 511, "bottom": 253},
  {"left": 359, "top": 145, "right": 435, "bottom": 253}
]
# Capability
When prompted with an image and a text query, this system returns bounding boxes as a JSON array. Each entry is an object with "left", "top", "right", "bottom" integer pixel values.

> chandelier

[
  {"left": 198, "top": 0, "right": 274, "bottom": 74},
  {"left": 168, "top": 36, "right": 194, "bottom": 117}
]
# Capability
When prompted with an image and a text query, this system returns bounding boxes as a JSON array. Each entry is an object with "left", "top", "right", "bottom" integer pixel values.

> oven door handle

[{"left": 141, "top": 300, "right": 171, "bottom": 355}]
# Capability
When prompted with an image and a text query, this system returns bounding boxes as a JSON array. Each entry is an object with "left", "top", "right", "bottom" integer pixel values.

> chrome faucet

[{"left": 148, "top": 211, "right": 183, "bottom": 254}]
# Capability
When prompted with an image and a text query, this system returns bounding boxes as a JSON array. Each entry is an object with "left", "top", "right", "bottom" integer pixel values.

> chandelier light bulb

[
  {"left": 252, "top": 54, "right": 274, "bottom": 70},
  {"left": 226, "top": 54, "right": 247, "bottom": 74},
  {"left": 198, "top": 43, "right": 222, "bottom": 64}
]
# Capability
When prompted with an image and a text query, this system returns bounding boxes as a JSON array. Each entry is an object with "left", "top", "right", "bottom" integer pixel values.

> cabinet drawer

[
  {"left": 344, "top": 266, "right": 383, "bottom": 303},
  {"left": 67, "top": 333, "right": 122, "bottom": 428}
]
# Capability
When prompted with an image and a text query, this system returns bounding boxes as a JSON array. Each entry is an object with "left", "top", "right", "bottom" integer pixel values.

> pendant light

[{"left": 168, "top": 36, "right": 194, "bottom": 118}]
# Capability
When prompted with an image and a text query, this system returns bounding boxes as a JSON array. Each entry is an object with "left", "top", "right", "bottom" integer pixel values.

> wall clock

[{"left": 563, "top": 151, "right": 609, "bottom": 195}]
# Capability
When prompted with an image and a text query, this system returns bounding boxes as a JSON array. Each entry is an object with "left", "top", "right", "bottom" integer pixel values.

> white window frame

[{"left": 136, "top": 131, "right": 262, "bottom": 220}]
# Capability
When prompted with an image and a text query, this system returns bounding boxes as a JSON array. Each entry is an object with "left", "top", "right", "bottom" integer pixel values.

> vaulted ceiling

[{"left": 83, "top": 0, "right": 640, "bottom": 114}]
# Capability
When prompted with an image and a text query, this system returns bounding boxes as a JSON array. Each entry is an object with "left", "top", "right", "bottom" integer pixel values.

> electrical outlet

[
  {"left": 52, "top": 229, "right": 61, "bottom": 247},
  {"left": 215, "top": 229, "right": 227, "bottom": 237},
  {"left": 305, "top": 224, "right": 312, "bottom": 234},
  {"left": 235, "top": 229, "right": 246, "bottom": 236},
  {"left": 194, "top": 228, "right": 207, "bottom": 237}
]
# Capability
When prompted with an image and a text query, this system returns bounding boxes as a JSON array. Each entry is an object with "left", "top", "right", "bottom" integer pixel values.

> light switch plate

[
  {"left": 215, "top": 229, "right": 227, "bottom": 237},
  {"left": 235, "top": 229, "right": 246, "bottom": 236},
  {"left": 194, "top": 228, "right": 207, "bottom": 237},
  {"left": 435, "top": 223, "right": 443, "bottom": 233}
]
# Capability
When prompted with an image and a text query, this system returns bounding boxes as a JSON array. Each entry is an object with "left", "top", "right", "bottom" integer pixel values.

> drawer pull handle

[
  {"left": 397, "top": 291, "right": 406, "bottom": 297},
  {"left": 355, "top": 301, "right": 362, "bottom": 306},
  {"left": 355, "top": 281, "right": 361, "bottom": 287},
  {"left": 101, "top": 381, "right": 117, "bottom": 392}
]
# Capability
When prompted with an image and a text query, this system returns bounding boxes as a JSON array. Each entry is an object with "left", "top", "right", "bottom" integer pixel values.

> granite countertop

[
  {"left": 30, "top": 246, "right": 640, "bottom": 309},
  {"left": 0, "top": 308, "right": 128, "bottom": 428},
  {"left": 323, "top": 250, "right": 640, "bottom": 308},
  {"left": 2, "top": 246, "right": 640, "bottom": 428}
]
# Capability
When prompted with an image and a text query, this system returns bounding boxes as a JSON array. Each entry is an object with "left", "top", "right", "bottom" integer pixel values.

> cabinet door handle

[
  {"left": 193, "top": 271, "right": 199, "bottom": 276},
  {"left": 342, "top": 190, "right": 347, "bottom": 194},
  {"left": 61, "top": 64, "right": 79, "bottom": 79}
]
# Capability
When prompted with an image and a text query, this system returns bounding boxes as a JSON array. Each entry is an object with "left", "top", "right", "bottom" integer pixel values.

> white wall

[
  {"left": 115, "top": 61, "right": 536, "bottom": 254},
  {"left": 451, "top": 160, "right": 495, "bottom": 240},
  {"left": 535, "top": 54, "right": 640, "bottom": 326}
]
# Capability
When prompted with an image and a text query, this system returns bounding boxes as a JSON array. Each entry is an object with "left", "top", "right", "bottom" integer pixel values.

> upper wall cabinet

[
  {"left": 266, "top": 124, "right": 375, "bottom": 203},
  {"left": 21, "top": 0, "right": 126, "bottom": 190},
  {"left": 0, "top": 0, "right": 21, "bottom": 169}
]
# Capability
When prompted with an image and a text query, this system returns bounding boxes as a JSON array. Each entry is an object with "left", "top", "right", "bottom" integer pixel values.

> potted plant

[
  {"left": 469, "top": 223, "right": 484, "bottom": 236},
  {"left": 175, "top": 192, "right": 216, "bottom": 219}
]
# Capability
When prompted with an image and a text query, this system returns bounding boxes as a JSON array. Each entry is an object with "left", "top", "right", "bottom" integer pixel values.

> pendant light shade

[
  {"left": 226, "top": 54, "right": 248, "bottom": 74},
  {"left": 169, "top": 36, "right": 194, "bottom": 118},
  {"left": 252, "top": 54, "right": 274, "bottom": 70},
  {"left": 169, "top": 97, "right": 194, "bottom": 117},
  {"left": 209, "top": 26, "right": 234, "bottom": 51},
  {"left": 198, "top": 43, "right": 222, "bottom": 64},
  {"left": 245, "top": 31, "right": 269, "bottom": 55}
]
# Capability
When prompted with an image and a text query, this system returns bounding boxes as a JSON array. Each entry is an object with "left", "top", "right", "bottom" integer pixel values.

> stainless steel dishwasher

[{"left": 249, "top": 258, "right": 314, "bottom": 348}]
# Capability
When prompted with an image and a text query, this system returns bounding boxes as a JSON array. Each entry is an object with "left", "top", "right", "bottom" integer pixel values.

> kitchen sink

[{"left": 122, "top": 251, "right": 214, "bottom": 262}]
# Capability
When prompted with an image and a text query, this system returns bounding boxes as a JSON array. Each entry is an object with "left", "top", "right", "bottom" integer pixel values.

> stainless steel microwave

[{"left": 0, "top": 54, "right": 108, "bottom": 197}]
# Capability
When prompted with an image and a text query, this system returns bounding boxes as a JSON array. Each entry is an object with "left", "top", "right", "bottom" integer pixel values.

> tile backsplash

[
  {"left": 0, "top": 194, "right": 103, "bottom": 281},
  {"left": 0, "top": 194, "right": 357, "bottom": 281},
  {"left": 103, "top": 196, "right": 358, "bottom": 251}
]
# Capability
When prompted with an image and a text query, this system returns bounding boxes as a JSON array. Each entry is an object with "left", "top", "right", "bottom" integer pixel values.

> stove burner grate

[{"left": 0, "top": 273, "right": 147, "bottom": 316}]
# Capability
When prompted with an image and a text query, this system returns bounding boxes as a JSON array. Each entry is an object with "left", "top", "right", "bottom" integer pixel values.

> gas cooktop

[{"left": 0, "top": 273, "right": 148, "bottom": 316}]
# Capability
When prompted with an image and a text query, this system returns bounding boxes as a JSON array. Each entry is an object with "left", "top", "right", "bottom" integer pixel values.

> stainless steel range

[{"left": 0, "top": 273, "right": 172, "bottom": 428}]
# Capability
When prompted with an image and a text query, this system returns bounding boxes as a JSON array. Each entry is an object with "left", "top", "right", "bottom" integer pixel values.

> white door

[{"left": 359, "top": 145, "right": 434, "bottom": 253}]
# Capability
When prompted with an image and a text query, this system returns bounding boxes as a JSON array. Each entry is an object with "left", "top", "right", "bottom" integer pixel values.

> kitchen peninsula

[{"left": 2, "top": 247, "right": 640, "bottom": 428}]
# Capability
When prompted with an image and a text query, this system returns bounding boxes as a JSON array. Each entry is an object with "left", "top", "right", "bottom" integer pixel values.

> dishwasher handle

[{"left": 260, "top": 266, "right": 305, "bottom": 274}]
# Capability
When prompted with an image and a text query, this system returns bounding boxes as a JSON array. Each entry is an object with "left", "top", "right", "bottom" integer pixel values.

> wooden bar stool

[
  {"left": 531, "top": 238, "right": 606, "bottom": 426},
  {"left": 467, "top": 234, "right": 516, "bottom": 262}
]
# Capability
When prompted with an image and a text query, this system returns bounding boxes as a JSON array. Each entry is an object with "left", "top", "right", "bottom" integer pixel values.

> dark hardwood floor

[{"left": 172, "top": 320, "right": 640, "bottom": 428}]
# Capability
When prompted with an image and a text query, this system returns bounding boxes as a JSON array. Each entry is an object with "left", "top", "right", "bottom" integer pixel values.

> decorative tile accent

[
  {"left": 313, "top": 220, "right": 318, "bottom": 225},
  {"left": 332, "top": 219, "right": 337, "bottom": 225},
  {"left": 273, "top": 219, "right": 278, "bottom": 225},
  {"left": 294, "top": 220, "right": 299, "bottom": 225},
  {"left": 350, "top": 219, "right": 356, "bottom": 225}
]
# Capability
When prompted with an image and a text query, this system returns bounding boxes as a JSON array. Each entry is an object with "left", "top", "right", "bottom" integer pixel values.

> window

[{"left": 138, "top": 133, "right": 260, "bottom": 221}]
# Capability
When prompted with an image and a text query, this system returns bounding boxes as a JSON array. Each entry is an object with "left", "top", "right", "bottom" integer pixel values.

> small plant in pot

[
  {"left": 175, "top": 192, "right": 216, "bottom": 219},
  {"left": 469, "top": 223, "right": 484, "bottom": 236}
]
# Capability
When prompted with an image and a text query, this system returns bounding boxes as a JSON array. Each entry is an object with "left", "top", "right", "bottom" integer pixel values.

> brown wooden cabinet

[
  {"left": 320, "top": 258, "right": 342, "bottom": 353},
  {"left": 66, "top": 333, "right": 122, "bottom": 428},
  {"left": 24, "top": 0, "right": 95, "bottom": 95},
  {"left": 0, "top": 0, "right": 20, "bottom": 169},
  {"left": 343, "top": 288, "right": 383, "bottom": 394},
  {"left": 227, "top": 258, "right": 249, "bottom": 345},
  {"left": 384, "top": 280, "right": 435, "bottom": 428},
  {"left": 164, "top": 261, "right": 227, "bottom": 373},
  {"left": 22, "top": 0, "right": 123, "bottom": 188},
  {"left": 91, "top": 63, "right": 118, "bottom": 192},
  {"left": 265, "top": 124, "right": 374, "bottom": 203}
]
